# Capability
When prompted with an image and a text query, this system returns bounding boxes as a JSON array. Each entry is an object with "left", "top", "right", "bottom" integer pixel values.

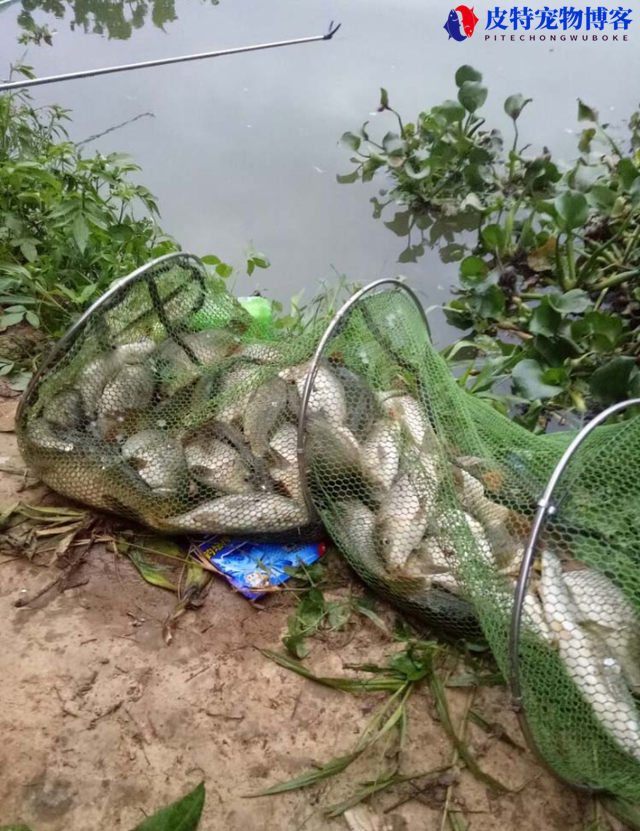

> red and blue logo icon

[{"left": 444, "top": 6, "right": 480, "bottom": 40}]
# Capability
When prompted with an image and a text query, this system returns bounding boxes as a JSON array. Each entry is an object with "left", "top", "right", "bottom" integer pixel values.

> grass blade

[
  {"left": 448, "top": 811, "right": 468, "bottom": 831},
  {"left": 129, "top": 551, "right": 178, "bottom": 592},
  {"left": 35, "top": 522, "right": 84, "bottom": 537},
  {"left": 355, "top": 600, "right": 389, "bottom": 633},
  {"left": 429, "top": 671, "right": 510, "bottom": 793},
  {"left": 325, "top": 765, "right": 452, "bottom": 818},
  {"left": 0, "top": 502, "right": 19, "bottom": 530},
  {"left": 19, "top": 505, "right": 84, "bottom": 518},
  {"left": 247, "top": 750, "right": 364, "bottom": 797},
  {"left": 259, "top": 650, "right": 403, "bottom": 693},
  {"left": 468, "top": 710, "right": 526, "bottom": 752}
]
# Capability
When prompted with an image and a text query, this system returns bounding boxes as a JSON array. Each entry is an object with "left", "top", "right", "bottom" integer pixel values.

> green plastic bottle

[{"left": 238, "top": 295, "right": 274, "bottom": 334}]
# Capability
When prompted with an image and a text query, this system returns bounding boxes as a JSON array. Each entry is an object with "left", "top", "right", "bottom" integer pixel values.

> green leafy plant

[
  {"left": 342, "top": 68, "right": 640, "bottom": 430},
  {"left": 279, "top": 559, "right": 352, "bottom": 658},
  {"left": 0, "top": 65, "right": 268, "bottom": 382},
  {"left": 254, "top": 641, "right": 509, "bottom": 816},
  {"left": 0, "top": 64, "right": 178, "bottom": 345}
]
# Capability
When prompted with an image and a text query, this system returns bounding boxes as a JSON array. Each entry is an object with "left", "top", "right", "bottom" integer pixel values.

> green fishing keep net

[{"left": 16, "top": 253, "right": 640, "bottom": 808}]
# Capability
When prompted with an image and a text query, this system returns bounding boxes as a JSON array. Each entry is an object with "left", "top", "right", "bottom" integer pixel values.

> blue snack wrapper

[{"left": 195, "top": 537, "right": 326, "bottom": 599}]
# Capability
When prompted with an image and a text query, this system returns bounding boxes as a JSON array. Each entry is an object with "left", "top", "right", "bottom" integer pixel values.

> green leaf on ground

[
  {"left": 128, "top": 550, "right": 178, "bottom": 592},
  {"left": 247, "top": 750, "right": 364, "bottom": 797},
  {"left": 132, "top": 782, "right": 205, "bottom": 831}
]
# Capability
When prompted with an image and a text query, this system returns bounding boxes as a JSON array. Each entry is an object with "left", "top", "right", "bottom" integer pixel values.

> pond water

[{"left": 1, "top": 0, "right": 639, "bottom": 344}]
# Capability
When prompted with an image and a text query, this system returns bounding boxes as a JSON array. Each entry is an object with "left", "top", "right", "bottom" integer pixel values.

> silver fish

[
  {"left": 336, "top": 501, "right": 433, "bottom": 596},
  {"left": 77, "top": 352, "right": 121, "bottom": 414},
  {"left": 166, "top": 493, "right": 308, "bottom": 534},
  {"left": 114, "top": 337, "right": 156, "bottom": 362},
  {"left": 77, "top": 339, "right": 155, "bottom": 413},
  {"left": 540, "top": 550, "right": 640, "bottom": 763},
  {"left": 42, "top": 389, "right": 85, "bottom": 429},
  {"left": 306, "top": 417, "right": 362, "bottom": 476},
  {"left": 27, "top": 424, "right": 168, "bottom": 519},
  {"left": 409, "top": 537, "right": 452, "bottom": 574},
  {"left": 360, "top": 420, "right": 401, "bottom": 491},
  {"left": 188, "top": 420, "right": 273, "bottom": 493},
  {"left": 26, "top": 418, "right": 77, "bottom": 454},
  {"left": 522, "top": 589, "right": 552, "bottom": 641},
  {"left": 403, "top": 537, "right": 461, "bottom": 593},
  {"left": 330, "top": 364, "right": 378, "bottom": 438},
  {"left": 564, "top": 568, "right": 640, "bottom": 694},
  {"left": 122, "top": 429, "right": 186, "bottom": 494},
  {"left": 270, "top": 424, "right": 304, "bottom": 504},
  {"left": 244, "top": 376, "right": 289, "bottom": 457},
  {"left": 98, "top": 363, "right": 154, "bottom": 417},
  {"left": 436, "top": 509, "right": 495, "bottom": 567},
  {"left": 237, "top": 342, "right": 286, "bottom": 363},
  {"left": 184, "top": 436, "right": 255, "bottom": 495},
  {"left": 338, "top": 500, "right": 376, "bottom": 558},
  {"left": 213, "top": 363, "right": 265, "bottom": 424},
  {"left": 452, "top": 466, "right": 517, "bottom": 566},
  {"left": 160, "top": 329, "right": 238, "bottom": 366},
  {"left": 157, "top": 329, "right": 238, "bottom": 394},
  {"left": 280, "top": 362, "right": 347, "bottom": 429},
  {"left": 377, "top": 393, "right": 436, "bottom": 450},
  {"left": 376, "top": 473, "right": 432, "bottom": 569}
]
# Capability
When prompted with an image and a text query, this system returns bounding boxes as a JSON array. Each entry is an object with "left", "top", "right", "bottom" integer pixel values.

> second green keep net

[{"left": 299, "top": 280, "right": 640, "bottom": 805}]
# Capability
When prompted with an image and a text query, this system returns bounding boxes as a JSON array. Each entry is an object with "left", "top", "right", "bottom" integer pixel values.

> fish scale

[{"left": 564, "top": 568, "right": 640, "bottom": 694}]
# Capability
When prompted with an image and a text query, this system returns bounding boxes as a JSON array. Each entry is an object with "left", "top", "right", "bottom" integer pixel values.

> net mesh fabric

[
  {"left": 300, "top": 284, "right": 640, "bottom": 800},
  {"left": 17, "top": 261, "right": 640, "bottom": 800},
  {"left": 17, "top": 254, "right": 321, "bottom": 539}
]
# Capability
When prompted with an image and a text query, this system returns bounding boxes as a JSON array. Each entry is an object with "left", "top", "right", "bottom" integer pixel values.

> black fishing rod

[{"left": 0, "top": 20, "right": 341, "bottom": 92}]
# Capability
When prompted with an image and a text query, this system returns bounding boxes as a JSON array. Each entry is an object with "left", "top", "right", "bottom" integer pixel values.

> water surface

[{"left": 1, "top": 0, "right": 639, "bottom": 343}]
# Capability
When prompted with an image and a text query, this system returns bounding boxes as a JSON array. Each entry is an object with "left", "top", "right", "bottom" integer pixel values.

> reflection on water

[
  {"left": 15, "top": 0, "right": 217, "bottom": 41},
  {"left": 367, "top": 198, "right": 480, "bottom": 266}
]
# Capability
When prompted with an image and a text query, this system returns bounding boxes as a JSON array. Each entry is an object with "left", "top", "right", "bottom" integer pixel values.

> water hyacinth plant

[{"left": 341, "top": 66, "right": 640, "bottom": 430}]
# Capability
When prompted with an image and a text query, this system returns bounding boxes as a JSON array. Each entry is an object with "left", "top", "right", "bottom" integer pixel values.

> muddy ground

[{"left": 0, "top": 397, "right": 615, "bottom": 831}]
